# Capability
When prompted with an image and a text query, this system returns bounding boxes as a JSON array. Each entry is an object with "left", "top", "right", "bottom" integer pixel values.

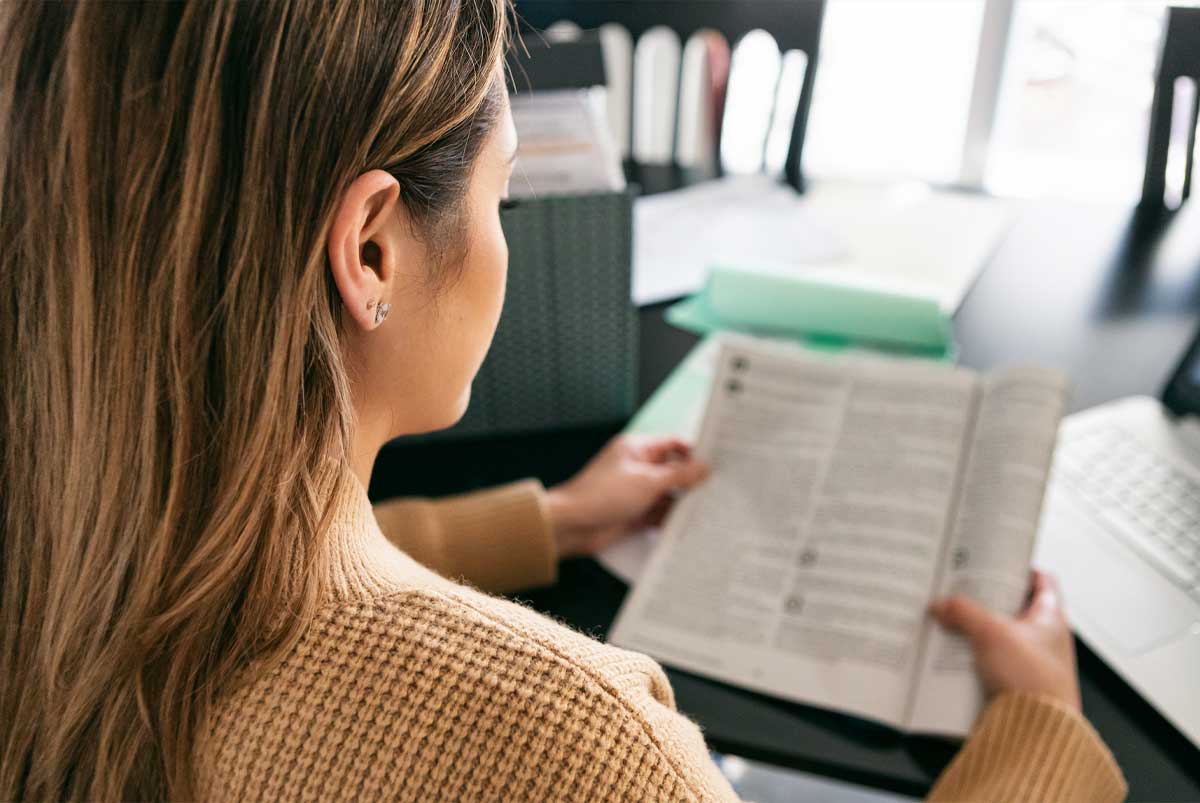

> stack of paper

[
  {"left": 509, "top": 88, "right": 626, "bottom": 199},
  {"left": 633, "top": 175, "right": 1012, "bottom": 313},
  {"left": 633, "top": 176, "right": 846, "bottom": 305}
]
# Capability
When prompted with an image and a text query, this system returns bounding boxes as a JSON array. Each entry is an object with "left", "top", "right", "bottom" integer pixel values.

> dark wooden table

[{"left": 371, "top": 192, "right": 1200, "bottom": 800}]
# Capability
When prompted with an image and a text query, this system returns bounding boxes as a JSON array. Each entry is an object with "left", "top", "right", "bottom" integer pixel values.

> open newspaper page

[
  {"left": 609, "top": 340, "right": 981, "bottom": 727},
  {"left": 906, "top": 366, "right": 1069, "bottom": 735}
]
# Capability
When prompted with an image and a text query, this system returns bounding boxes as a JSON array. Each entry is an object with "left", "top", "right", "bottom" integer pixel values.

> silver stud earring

[{"left": 374, "top": 301, "right": 391, "bottom": 326}]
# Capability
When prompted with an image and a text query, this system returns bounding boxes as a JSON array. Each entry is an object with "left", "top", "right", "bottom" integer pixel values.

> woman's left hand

[{"left": 546, "top": 434, "right": 710, "bottom": 559}]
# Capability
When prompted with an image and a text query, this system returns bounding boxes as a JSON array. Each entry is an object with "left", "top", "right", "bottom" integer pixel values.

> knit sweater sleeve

[
  {"left": 927, "top": 691, "right": 1127, "bottom": 802},
  {"left": 574, "top": 670, "right": 1128, "bottom": 803},
  {"left": 371, "top": 480, "right": 557, "bottom": 594},
  {"left": 583, "top": 669, "right": 1128, "bottom": 803},
  {"left": 424, "top": 591, "right": 1127, "bottom": 803}
]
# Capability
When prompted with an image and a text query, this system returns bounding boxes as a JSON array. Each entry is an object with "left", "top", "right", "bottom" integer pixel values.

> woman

[{"left": 0, "top": 2, "right": 1125, "bottom": 801}]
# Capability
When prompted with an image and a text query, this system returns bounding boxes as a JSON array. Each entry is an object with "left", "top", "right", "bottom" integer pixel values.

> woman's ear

[{"left": 328, "top": 169, "right": 406, "bottom": 331}]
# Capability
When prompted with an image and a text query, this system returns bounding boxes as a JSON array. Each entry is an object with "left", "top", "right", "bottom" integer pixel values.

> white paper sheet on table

[
  {"left": 596, "top": 527, "right": 662, "bottom": 586},
  {"left": 632, "top": 176, "right": 1012, "bottom": 313},
  {"left": 633, "top": 175, "right": 846, "bottom": 305}
]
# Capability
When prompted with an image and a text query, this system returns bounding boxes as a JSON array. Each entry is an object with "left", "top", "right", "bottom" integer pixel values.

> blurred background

[
  {"left": 533, "top": 0, "right": 1200, "bottom": 205},
  {"left": 806, "top": 0, "right": 1196, "bottom": 201}
]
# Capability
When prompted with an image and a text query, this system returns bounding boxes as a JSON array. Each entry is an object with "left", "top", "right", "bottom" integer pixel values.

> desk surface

[{"left": 371, "top": 195, "right": 1200, "bottom": 800}]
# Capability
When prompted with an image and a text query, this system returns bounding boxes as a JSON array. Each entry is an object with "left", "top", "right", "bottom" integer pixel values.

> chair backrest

[
  {"left": 1143, "top": 6, "right": 1200, "bottom": 207},
  {"left": 513, "top": 0, "right": 827, "bottom": 191}
]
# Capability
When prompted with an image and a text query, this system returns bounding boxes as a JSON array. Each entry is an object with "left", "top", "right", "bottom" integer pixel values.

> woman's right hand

[{"left": 930, "top": 570, "right": 1081, "bottom": 712}]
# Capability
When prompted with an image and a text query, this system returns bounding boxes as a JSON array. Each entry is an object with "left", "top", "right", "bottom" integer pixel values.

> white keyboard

[{"left": 1055, "top": 423, "right": 1200, "bottom": 598}]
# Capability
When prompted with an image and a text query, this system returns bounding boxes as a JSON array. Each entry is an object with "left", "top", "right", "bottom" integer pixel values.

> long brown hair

[{"left": 0, "top": 1, "right": 506, "bottom": 799}]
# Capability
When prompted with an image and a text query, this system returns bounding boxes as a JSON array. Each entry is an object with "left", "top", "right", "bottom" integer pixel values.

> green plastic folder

[
  {"left": 625, "top": 335, "right": 720, "bottom": 437},
  {"left": 628, "top": 268, "right": 956, "bottom": 438},
  {"left": 665, "top": 265, "right": 954, "bottom": 360}
]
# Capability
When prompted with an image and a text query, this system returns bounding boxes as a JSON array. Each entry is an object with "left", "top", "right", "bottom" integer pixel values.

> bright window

[
  {"left": 800, "top": 0, "right": 1200, "bottom": 201},
  {"left": 802, "top": 0, "right": 985, "bottom": 184},
  {"left": 985, "top": 1, "right": 1179, "bottom": 201}
]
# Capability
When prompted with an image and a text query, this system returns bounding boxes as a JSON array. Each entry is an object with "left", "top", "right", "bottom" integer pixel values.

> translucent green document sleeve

[
  {"left": 665, "top": 265, "right": 954, "bottom": 359},
  {"left": 629, "top": 267, "right": 956, "bottom": 436}
]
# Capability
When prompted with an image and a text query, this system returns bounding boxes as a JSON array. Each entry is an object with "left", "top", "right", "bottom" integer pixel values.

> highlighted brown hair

[{"left": 0, "top": 1, "right": 507, "bottom": 798}]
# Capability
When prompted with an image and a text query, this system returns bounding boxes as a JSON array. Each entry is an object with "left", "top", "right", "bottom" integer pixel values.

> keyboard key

[
  {"left": 1102, "top": 506, "right": 1198, "bottom": 588},
  {"left": 1060, "top": 421, "right": 1200, "bottom": 589}
]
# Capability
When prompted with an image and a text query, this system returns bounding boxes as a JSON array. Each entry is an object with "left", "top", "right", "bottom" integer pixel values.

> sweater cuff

[
  {"left": 430, "top": 480, "right": 558, "bottom": 594},
  {"left": 928, "top": 691, "right": 1127, "bottom": 803}
]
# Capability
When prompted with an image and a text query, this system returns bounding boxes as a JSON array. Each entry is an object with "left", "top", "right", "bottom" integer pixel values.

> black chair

[
  {"left": 513, "top": 0, "right": 827, "bottom": 192},
  {"left": 1142, "top": 6, "right": 1200, "bottom": 208}
]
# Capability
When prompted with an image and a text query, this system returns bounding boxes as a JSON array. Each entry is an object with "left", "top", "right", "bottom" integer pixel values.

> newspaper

[{"left": 608, "top": 338, "right": 1068, "bottom": 735}]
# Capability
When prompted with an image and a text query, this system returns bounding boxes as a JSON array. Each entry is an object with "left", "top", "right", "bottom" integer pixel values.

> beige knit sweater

[{"left": 197, "top": 479, "right": 1127, "bottom": 802}]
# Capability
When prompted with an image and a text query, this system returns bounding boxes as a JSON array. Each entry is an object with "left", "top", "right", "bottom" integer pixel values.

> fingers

[
  {"left": 623, "top": 435, "right": 708, "bottom": 491},
  {"left": 1022, "top": 570, "right": 1065, "bottom": 627},
  {"left": 646, "top": 456, "right": 709, "bottom": 491},
  {"left": 632, "top": 435, "right": 693, "bottom": 464},
  {"left": 930, "top": 595, "right": 1005, "bottom": 647},
  {"left": 637, "top": 494, "right": 675, "bottom": 528}
]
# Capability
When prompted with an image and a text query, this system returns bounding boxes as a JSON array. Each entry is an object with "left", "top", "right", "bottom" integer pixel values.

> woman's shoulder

[{"left": 198, "top": 584, "right": 735, "bottom": 802}]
